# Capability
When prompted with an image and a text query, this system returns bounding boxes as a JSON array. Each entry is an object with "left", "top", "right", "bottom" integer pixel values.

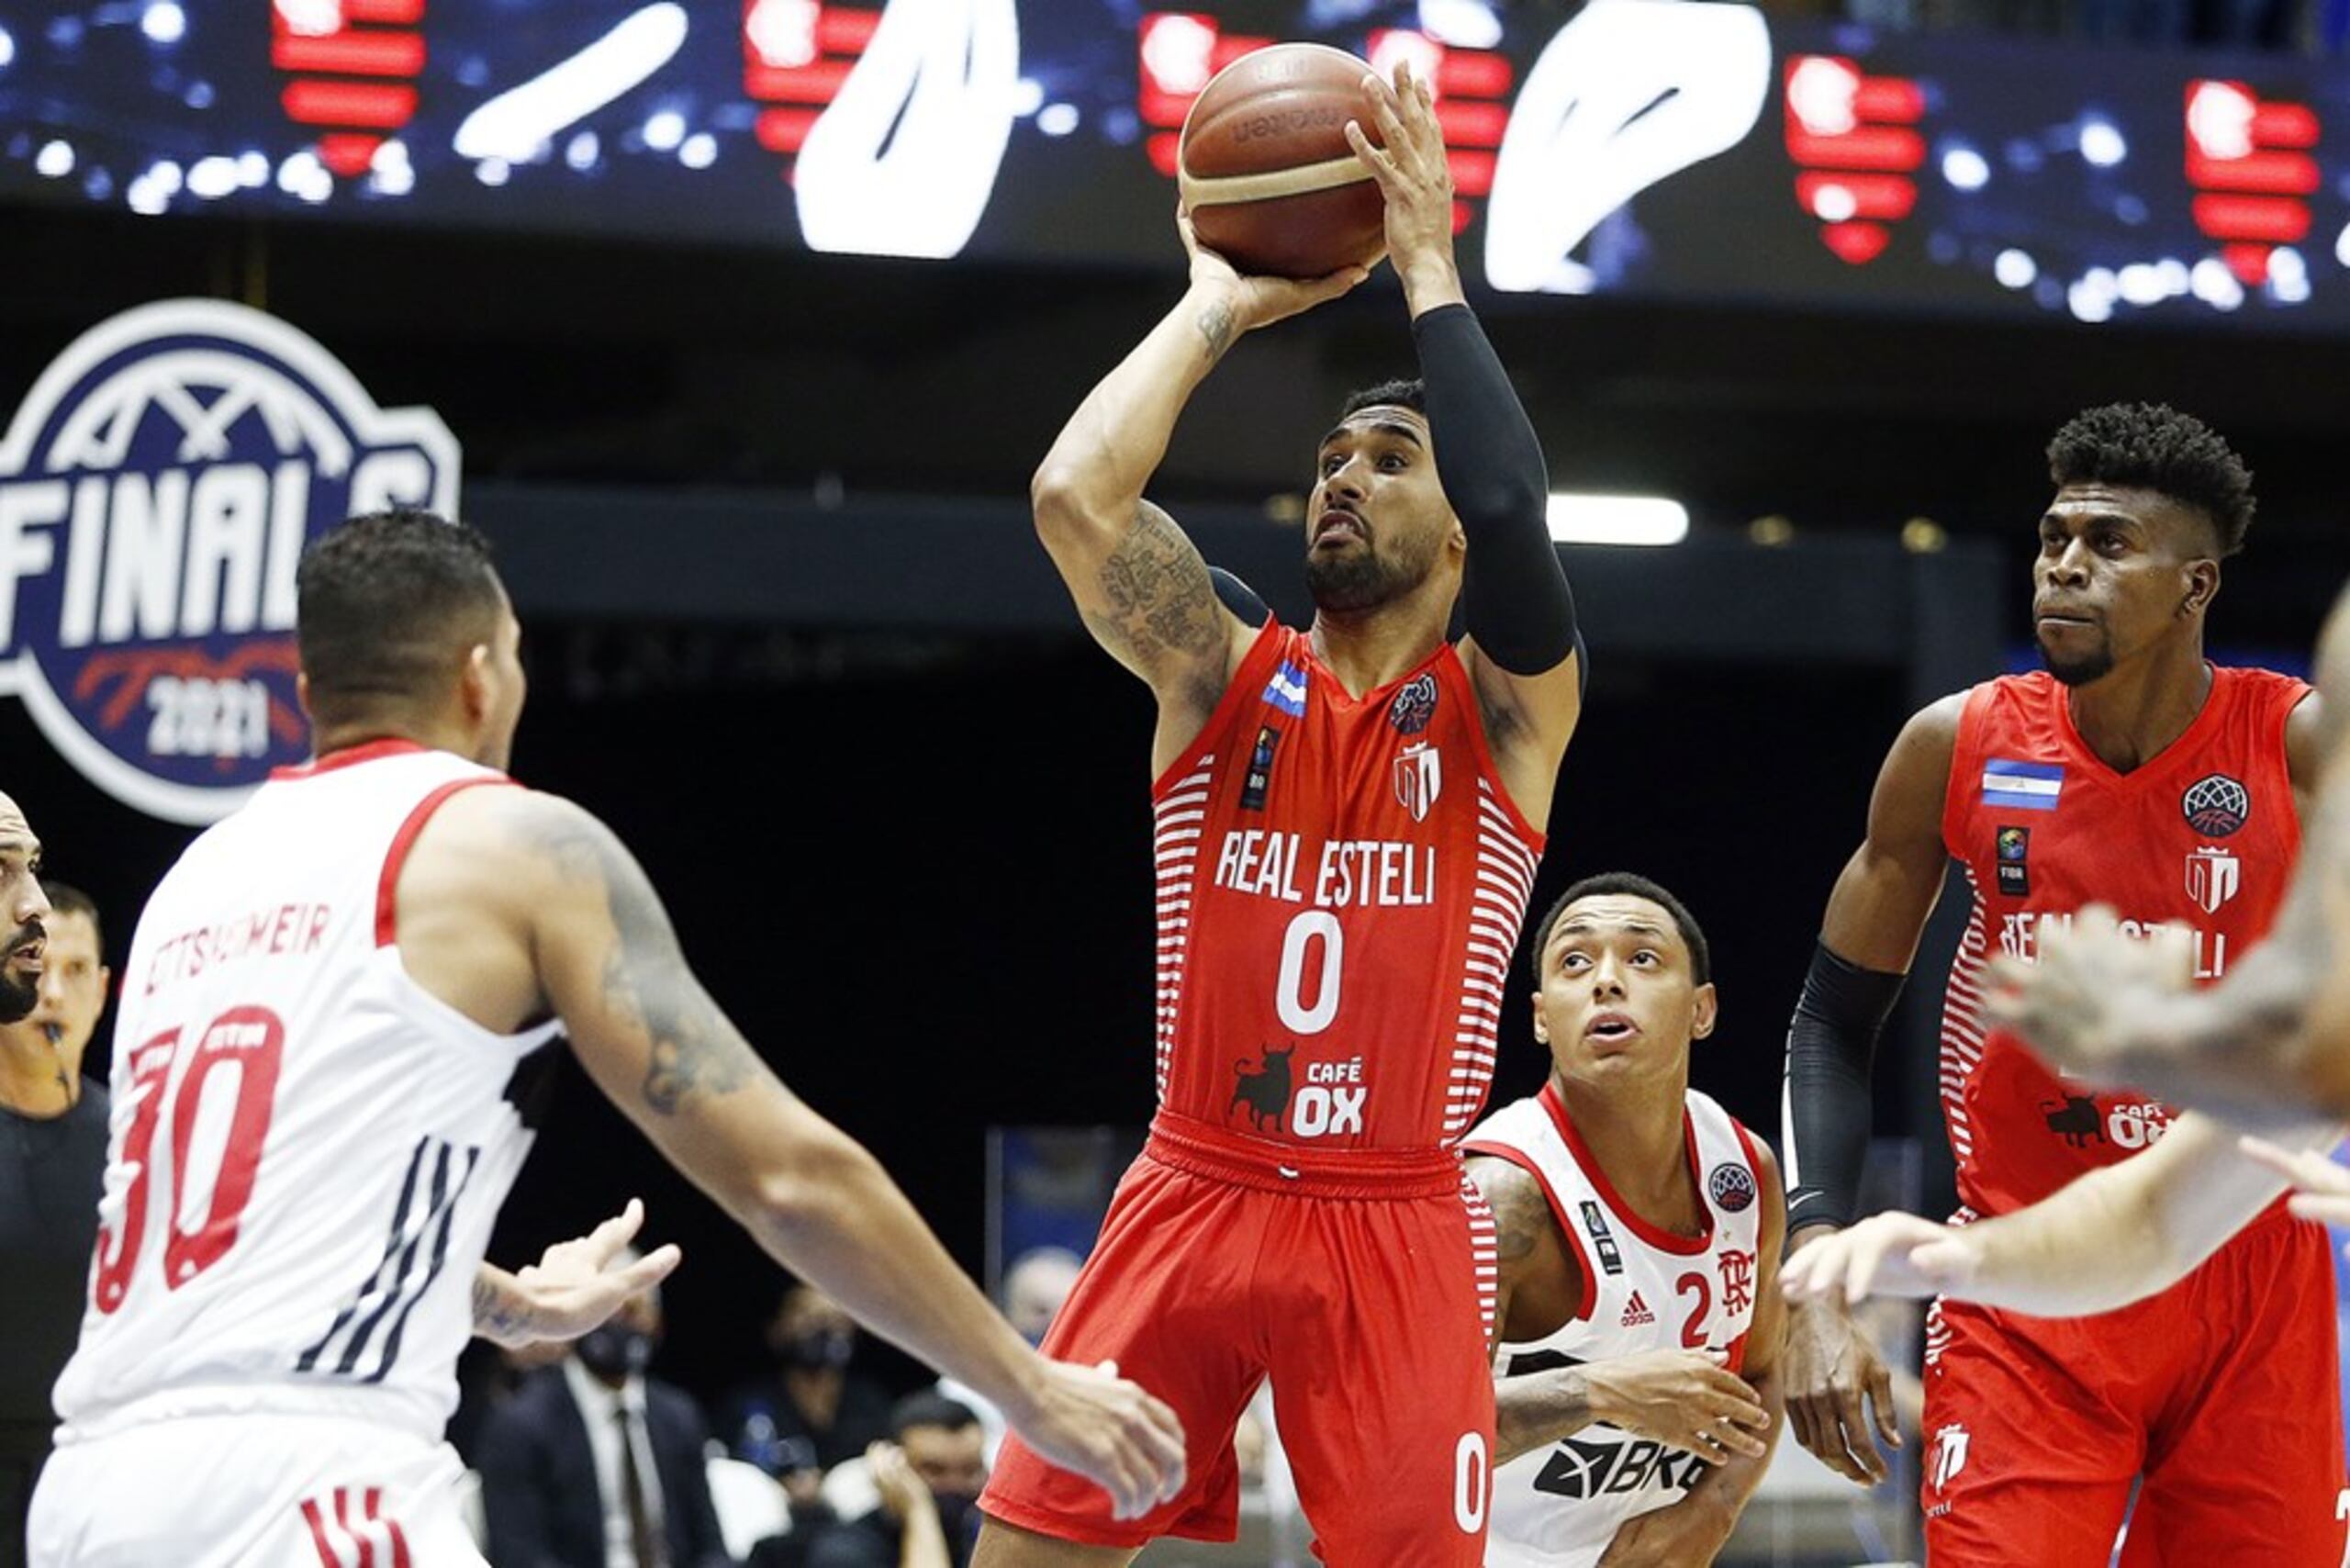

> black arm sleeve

[
  {"left": 1412, "top": 303, "right": 1578, "bottom": 675},
  {"left": 1210, "top": 566, "right": 1270, "bottom": 626},
  {"left": 1783, "top": 941, "right": 1908, "bottom": 1238}
]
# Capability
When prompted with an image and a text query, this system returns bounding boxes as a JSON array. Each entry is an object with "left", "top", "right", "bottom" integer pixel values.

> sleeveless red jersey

[
  {"left": 1937, "top": 666, "right": 2309, "bottom": 1218},
  {"left": 1150, "top": 621, "right": 1548, "bottom": 1152}
]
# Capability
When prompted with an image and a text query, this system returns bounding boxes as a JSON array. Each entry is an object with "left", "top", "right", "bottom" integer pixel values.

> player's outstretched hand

[
  {"left": 1780, "top": 1290, "right": 1900, "bottom": 1485},
  {"left": 1583, "top": 1350, "right": 1769, "bottom": 1462},
  {"left": 478, "top": 1197, "right": 682, "bottom": 1349},
  {"left": 1782, "top": 1212, "right": 1983, "bottom": 1305},
  {"left": 2241, "top": 1134, "right": 2350, "bottom": 1230},
  {"left": 1008, "top": 1357, "right": 1188, "bottom": 1522},
  {"left": 1986, "top": 904, "right": 2194, "bottom": 1083},
  {"left": 1344, "top": 60, "right": 1454, "bottom": 283},
  {"left": 1178, "top": 206, "right": 1375, "bottom": 333}
]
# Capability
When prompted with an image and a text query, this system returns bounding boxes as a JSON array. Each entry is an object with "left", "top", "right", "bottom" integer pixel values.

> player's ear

[
  {"left": 1690, "top": 982, "right": 1718, "bottom": 1041},
  {"left": 1530, "top": 995, "right": 1549, "bottom": 1046},
  {"left": 2181, "top": 557, "right": 2220, "bottom": 619},
  {"left": 295, "top": 669, "right": 315, "bottom": 726},
  {"left": 459, "top": 644, "right": 493, "bottom": 722}
]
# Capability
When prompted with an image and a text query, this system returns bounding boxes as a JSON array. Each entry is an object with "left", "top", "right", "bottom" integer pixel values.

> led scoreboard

[{"left": 5, "top": 0, "right": 2349, "bottom": 325}]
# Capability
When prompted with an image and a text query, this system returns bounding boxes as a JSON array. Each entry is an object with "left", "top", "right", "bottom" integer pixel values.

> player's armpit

[{"left": 1459, "top": 633, "right": 1582, "bottom": 828}]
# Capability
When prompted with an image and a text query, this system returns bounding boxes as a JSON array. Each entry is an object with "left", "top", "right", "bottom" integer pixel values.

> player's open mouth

[
  {"left": 1313, "top": 510, "right": 1365, "bottom": 546},
  {"left": 1585, "top": 1012, "right": 1639, "bottom": 1042}
]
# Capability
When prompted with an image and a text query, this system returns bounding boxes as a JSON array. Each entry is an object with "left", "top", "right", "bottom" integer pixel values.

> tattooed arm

[
  {"left": 400, "top": 788, "right": 1187, "bottom": 1518},
  {"left": 1032, "top": 212, "right": 1371, "bottom": 774},
  {"left": 1990, "top": 586, "right": 2350, "bottom": 1122},
  {"left": 1467, "top": 1156, "right": 1767, "bottom": 1467}
]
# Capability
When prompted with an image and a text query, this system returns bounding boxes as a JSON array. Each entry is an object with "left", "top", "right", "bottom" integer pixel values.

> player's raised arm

[
  {"left": 451, "top": 788, "right": 1186, "bottom": 1520},
  {"left": 1030, "top": 208, "right": 1370, "bottom": 768},
  {"left": 1778, "top": 694, "right": 1961, "bottom": 1484},
  {"left": 1348, "top": 64, "right": 1583, "bottom": 823},
  {"left": 1782, "top": 1112, "right": 2341, "bottom": 1316},
  {"left": 1989, "top": 585, "right": 2350, "bottom": 1120}
]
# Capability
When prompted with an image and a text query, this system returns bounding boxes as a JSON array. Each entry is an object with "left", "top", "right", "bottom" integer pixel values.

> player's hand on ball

[
  {"left": 1781, "top": 1212, "right": 1982, "bottom": 1305},
  {"left": 1584, "top": 1350, "right": 1770, "bottom": 1462},
  {"left": 1779, "top": 1289, "right": 1900, "bottom": 1485},
  {"left": 1986, "top": 904, "right": 2193, "bottom": 1081},
  {"left": 1344, "top": 61, "right": 1456, "bottom": 290},
  {"left": 2240, "top": 1134, "right": 2350, "bottom": 1230},
  {"left": 1178, "top": 206, "right": 1374, "bottom": 333},
  {"left": 484, "top": 1198, "right": 682, "bottom": 1349},
  {"left": 1011, "top": 1357, "right": 1188, "bottom": 1521}
]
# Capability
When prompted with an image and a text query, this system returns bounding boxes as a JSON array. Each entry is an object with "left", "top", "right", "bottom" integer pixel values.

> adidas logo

[{"left": 1620, "top": 1291, "right": 1656, "bottom": 1328}]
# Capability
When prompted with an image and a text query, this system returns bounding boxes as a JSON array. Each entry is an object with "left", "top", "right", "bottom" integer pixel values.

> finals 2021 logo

[{"left": 0, "top": 300, "right": 458, "bottom": 823}]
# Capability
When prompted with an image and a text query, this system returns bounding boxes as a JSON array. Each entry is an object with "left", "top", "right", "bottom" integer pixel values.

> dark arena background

[{"left": 6, "top": 0, "right": 2350, "bottom": 1562}]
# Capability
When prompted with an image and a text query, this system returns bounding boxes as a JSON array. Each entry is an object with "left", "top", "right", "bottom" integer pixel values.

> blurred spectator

[
  {"left": 753, "top": 1394, "right": 987, "bottom": 1568},
  {"left": 722, "top": 1285, "right": 893, "bottom": 1488},
  {"left": 476, "top": 1264, "right": 730, "bottom": 1567},
  {"left": 935, "top": 1247, "right": 1081, "bottom": 1464},
  {"left": 0, "top": 876, "right": 107, "bottom": 1568}
]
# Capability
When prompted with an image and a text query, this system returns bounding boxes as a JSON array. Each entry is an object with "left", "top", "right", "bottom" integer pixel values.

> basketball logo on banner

[{"left": 0, "top": 299, "right": 458, "bottom": 823}]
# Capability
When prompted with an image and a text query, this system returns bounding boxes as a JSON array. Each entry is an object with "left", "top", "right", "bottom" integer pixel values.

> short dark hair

[
  {"left": 1528, "top": 872, "right": 1711, "bottom": 986},
  {"left": 1338, "top": 378, "right": 1426, "bottom": 421},
  {"left": 2046, "top": 403, "right": 2255, "bottom": 557},
  {"left": 890, "top": 1391, "right": 979, "bottom": 1439},
  {"left": 296, "top": 509, "right": 506, "bottom": 722},
  {"left": 40, "top": 881, "right": 100, "bottom": 954}
]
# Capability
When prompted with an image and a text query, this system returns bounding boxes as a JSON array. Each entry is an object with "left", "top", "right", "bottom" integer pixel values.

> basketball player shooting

[
  {"left": 975, "top": 61, "right": 1583, "bottom": 1568},
  {"left": 27, "top": 510, "right": 1185, "bottom": 1566},
  {"left": 1777, "top": 404, "right": 2346, "bottom": 1564},
  {"left": 1464, "top": 875, "right": 1783, "bottom": 1568}
]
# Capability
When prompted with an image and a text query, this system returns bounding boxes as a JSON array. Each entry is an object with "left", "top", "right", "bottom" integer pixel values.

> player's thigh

[
  {"left": 981, "top": 1161, "right": 1268, "bottom": 1547},
  {"left": 1266, "top": 1188, "right": 1496, "bottom": 1568},
  {"left": 2130, "top": 1220, "right": 2347, "bottom": 1567},
  {"left": 970, "top": 1518, "right": 1140, "bottom": 1568},
  {"left": 29, "top": 1415, "right": 479, "bottom": 1568},
  {"left": 1920, "top": 1305, "right": 2141, "bottom": 1568}
]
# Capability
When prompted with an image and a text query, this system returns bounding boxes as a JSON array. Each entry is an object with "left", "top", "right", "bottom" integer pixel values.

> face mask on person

[{"left": 576, "top": 1323, "right": 655, "bottom": 1379}]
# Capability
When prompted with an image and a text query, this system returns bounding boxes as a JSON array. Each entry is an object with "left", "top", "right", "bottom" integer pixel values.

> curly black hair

[
  {"left": 1337, "top": 377, "right": 1425, "bottom": 420},
  {"left": 2046, "top": 402, "right": 2255, "bottom": 557},
  {"left": 1528, "top": 871, "right": 1711, "bottom": 987},
  {"left": 297, "top": 507, "right": 505, "bottom": 721}
]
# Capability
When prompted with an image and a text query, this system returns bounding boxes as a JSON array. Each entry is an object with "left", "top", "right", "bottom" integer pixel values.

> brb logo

[{"left": 0, "top": 301, "right": 457, "bottom": 823}]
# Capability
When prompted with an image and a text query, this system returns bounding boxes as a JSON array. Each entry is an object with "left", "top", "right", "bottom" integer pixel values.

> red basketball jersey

[
  {"left": 1937, "top": 666, "right": 2310, "bottom": 1218},
  {"left": 1151, "top": 621, "right": 1548, "bottom": 1151}
]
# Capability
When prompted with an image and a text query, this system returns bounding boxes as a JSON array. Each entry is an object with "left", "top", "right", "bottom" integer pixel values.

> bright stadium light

[{"left": 1546, "top": 494, "right": 1689, "bottom": 546}]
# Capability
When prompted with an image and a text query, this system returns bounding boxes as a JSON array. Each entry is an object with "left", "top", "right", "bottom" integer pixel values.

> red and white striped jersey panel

[
  {"left": 1153, "top": 757, "right": 1217, "bottom": 1103},
  {"left": 1448, "top": 781, "right": 1542, "bottom": 1141},
  {"left": 1937, "top": 865, "right": 1990, "bottom": 1174}
]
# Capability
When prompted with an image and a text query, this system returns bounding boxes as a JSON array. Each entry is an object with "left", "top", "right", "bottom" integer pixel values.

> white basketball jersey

[
  {"left": 52, "top": 741, "right": 561, "bottom": 1443},
  {"left": 1463, "top": 1085, "right": 1765, "bottom": 1568}
]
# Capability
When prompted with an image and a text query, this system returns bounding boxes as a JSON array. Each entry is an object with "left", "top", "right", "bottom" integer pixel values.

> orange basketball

[{"left": 1178, "top": 43, "right": 1387, "bottom": 281}]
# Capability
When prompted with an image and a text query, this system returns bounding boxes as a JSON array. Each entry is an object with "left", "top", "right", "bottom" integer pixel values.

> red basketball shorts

[
  {"left": 1921, "top": 1204, "right": 2346, "bottom": 1567},
  {"left": 980, "top": 1114, "right": 1499, "bottom": 1564}
]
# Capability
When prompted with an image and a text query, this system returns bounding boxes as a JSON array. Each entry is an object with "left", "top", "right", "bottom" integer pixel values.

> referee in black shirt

[{"left": 0, "top": 799, "right": 108, "bottom": 1568}]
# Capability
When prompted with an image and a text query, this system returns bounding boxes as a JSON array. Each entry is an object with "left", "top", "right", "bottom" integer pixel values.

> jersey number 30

[{"left": 92, "top": 1006, "right": 286, "bottom": 1313}]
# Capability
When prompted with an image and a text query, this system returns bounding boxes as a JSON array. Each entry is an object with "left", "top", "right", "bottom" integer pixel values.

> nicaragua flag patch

[
  {"left": 1982, "top": 758, "right": 2065, "bottom": 812},
  {"left": 1262, "top": 660, "right": 1308, "bottom": 718}
]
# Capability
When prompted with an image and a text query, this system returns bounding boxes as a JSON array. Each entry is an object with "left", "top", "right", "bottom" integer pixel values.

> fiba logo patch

[
  {"left": 1707, "top": 1161, "right": 1756, "bottom": 1214},
  {"left": 0, "top": 300, "right": 457, "bottom": 823},
  {"left": 1386, "top": 671, "right": 1438, "bottom": 734},
  {"left": 2181, "top": 774, "right": 2250, "bottom": 838}
]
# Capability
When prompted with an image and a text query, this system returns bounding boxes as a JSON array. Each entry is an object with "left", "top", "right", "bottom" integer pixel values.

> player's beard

[
  {"left": 0, "top": 922, "right": 39, "bottom": 1025},
  {"left": 1304, "top": 529, "right": 1441, "bottom": 614},
  {"left": 2039, "top": 626, "right": 2116, "bottom": 687}
]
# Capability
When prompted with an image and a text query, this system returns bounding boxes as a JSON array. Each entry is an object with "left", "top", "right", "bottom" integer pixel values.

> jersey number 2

[
  {"left": 1675, "top": 1271, "right": 1711, "bottom": 1350},
  {"left": 92, "top": 1006, "right": 287, "bottom": 1313}
]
